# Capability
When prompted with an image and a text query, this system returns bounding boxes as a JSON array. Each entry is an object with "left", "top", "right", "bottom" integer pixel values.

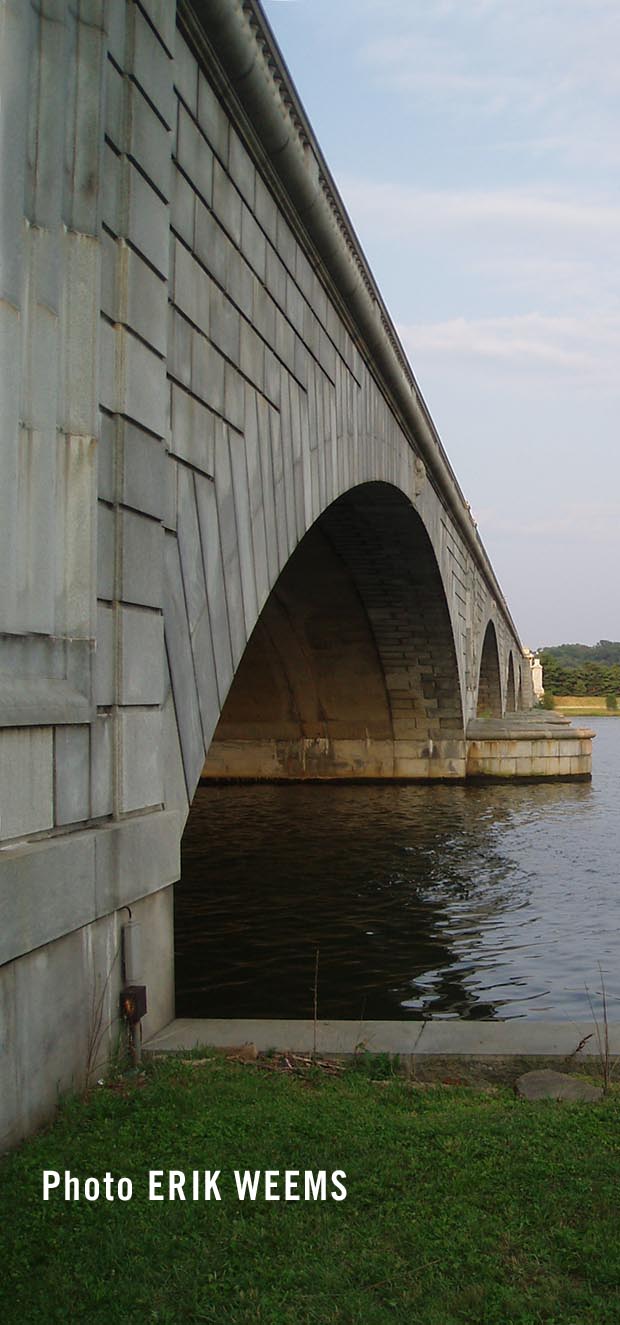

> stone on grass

[
  {"left": 515, "top": 1069, "right": 602, "bottom": 1102},
  {"left": 223, "top": 1043, "right": 258, "bottom": 1062}
]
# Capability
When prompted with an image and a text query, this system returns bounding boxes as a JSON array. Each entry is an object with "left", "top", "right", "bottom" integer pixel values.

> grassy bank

[
  {"left": 553, "top": 708, "right": 620, "bottom": 717},
  {"left": 3, "top": 1054, "right": 620, "bottom": 1324},
  {"left": 549, "top": 697, "right": 620, "bottom": 717}
]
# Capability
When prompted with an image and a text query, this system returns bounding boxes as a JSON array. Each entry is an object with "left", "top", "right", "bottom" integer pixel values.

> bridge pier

[
  {"left": 202, "top": 736, "right": 468, "bottom": 780},
  {"left": 466, "top": 714, "right": 594, "bottom": 780},
  {"left": 201, "top": 717, "right": 593, "bottom": 783}
]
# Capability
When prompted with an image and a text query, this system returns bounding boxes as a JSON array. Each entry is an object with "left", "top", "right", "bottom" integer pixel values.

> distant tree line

[{"left": 539, "top": 641, "right": 620, "bottom": 696}]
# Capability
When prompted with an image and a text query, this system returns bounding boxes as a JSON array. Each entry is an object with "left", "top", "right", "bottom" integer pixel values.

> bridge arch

[
  {"left": 200, "top": 482, "right": 466, "bottom": 781},
  {"left": 505, "top": 652, "right": 517, "bottom": 713},
  {"left": 476, "top": 619, "right": 502, "bottom": 718},
  {"left": 517, "top": 653, "right": 526, "bottom": 711}
]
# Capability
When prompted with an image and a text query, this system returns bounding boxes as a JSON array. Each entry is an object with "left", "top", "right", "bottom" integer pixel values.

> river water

[{"left": 175, "top": 719, "right": 620, "bottom": 1022}]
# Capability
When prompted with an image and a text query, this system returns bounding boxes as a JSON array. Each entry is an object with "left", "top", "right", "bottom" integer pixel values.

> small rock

[
  {"left": 515, "top": 1069, "right": 602, "bottom": 1102},
  {"left": 224, "top": 1042, "right": 258, "bottom": 1062}
]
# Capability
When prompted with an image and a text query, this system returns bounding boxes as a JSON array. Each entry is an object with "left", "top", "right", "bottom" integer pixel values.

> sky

[{"left": 264, "top": 0, "right": 620, "bottom": 648}]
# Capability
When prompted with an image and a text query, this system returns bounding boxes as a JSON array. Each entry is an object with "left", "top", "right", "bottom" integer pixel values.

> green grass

[
  {"left": 559, "top": 712, "right": 620, "bottom": 718},
  {"left": 3, "top": 1056, "right": 620, "bottom": 1324}
]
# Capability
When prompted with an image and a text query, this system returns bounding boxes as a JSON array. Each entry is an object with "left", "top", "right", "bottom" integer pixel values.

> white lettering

[
  {"left": 42, "top": 1166, "right": 344, "bottom": 1204},
  {"left": 64, "top": 1172, "right": 80, "bottom": 1201},
  {"left": 169, "top": 1171, "right": 186, "bottom": 1200},
  {"left": 234, "top": 1170, "right": 261, "bottom": 1201},
  {"left": 149, "top": 1171, "right": 164, "bottom": 1200},
  {"left": 331, "top": 1171, "right": 347, "bottom": 1201},
  {"left": 204, "top": 1171, "right": 221, "bottom": 1201},
  {"left": 264, "top": 1170, "right": 280, "bottom": 1201},
  {"left": 43, "top": 1171, "right": 60, "bottom": 1200},
  {"left": 284, "top": 1171, "right": 300, "bottom": 1201},
  {"left": 304, "top": 1171, "right": 327, "bottom": 1201}
]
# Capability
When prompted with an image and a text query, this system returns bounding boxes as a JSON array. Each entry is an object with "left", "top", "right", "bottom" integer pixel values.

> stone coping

[
  {"left": 145, "top": 1018, "right": 619, "bottom": 1059},
  {"left": 466, "top": 717, "right": 595, "bottom": 741}
]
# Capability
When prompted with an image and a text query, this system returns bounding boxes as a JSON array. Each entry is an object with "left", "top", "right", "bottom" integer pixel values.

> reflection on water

[{"left": 175, "top": 719, "right": 620, "bottom": 1021}]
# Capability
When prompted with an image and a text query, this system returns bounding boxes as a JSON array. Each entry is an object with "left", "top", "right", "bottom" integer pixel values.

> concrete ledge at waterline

[
  {"left": 466, "top": 768, "right": 592, "bottom": 783},
  {"left": 144, "top": 1018, "right": 620, "bottom": 1059}
]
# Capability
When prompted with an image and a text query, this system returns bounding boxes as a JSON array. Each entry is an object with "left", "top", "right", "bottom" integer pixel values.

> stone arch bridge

[{"left": 0, "top": 0, "right": 591, "bottom": 1145}]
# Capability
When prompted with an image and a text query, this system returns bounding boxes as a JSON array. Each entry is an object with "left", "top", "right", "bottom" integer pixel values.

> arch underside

[
  {"left": 506, "top": 653, "right": 517, "bottom": 713},
  {"left": 476, "top": 621, "right": 503, "bottom": 718},
  {"left": 203, "top": 484, "right": 466, "bottom": 780}
]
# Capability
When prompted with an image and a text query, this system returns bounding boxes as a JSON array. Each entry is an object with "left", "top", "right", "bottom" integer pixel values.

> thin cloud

[
  {"left": 341, "top": 176, "right": 620, "bottom": 340},
  {"left": 362, "top": 33, "right": 539, "bottom": 111},
  {"left": 357, "top": 1, "right": 620, "bottom": 169},
  {"left": 474, "top": 504, "right": 620, "bottom": 545},
  {"left": 399, "top": 312, "right": 620, "bottom": 380},
  {"left": 359, "top": 4, "right": 620, "bottom": 101},
  {"left": 341, "top": 179, "right": 620, "bottom": 238},
  {"left": 266, "top": 0, "right": 620, "bottom": 645}
]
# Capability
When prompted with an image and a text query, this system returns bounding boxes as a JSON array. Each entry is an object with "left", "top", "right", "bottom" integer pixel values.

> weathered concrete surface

[
  {"left": 144, "top": 1019, "right": 619, "bottom": 1059},
  {"left": 0, "top": 0, "right": 588, "bottom": 1149}
]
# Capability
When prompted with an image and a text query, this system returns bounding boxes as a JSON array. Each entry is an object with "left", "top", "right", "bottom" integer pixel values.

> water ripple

[{"left": 175, "top": 718, "right": 619, "bottom": 1021}]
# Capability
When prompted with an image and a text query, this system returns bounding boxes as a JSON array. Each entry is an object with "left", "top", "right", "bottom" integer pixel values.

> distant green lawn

[{"left": 2, "top": 1056, "right": 620, "bottom": 1324}]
